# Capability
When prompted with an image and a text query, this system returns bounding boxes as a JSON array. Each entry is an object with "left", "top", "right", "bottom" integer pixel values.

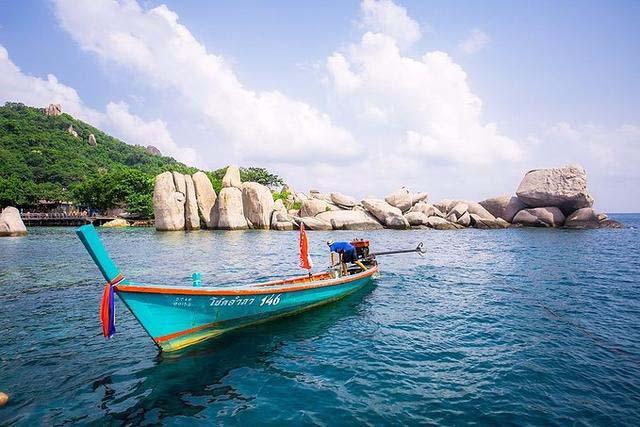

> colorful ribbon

[{"left": 100, "top": 273, "right": 124, "bottom": 338}]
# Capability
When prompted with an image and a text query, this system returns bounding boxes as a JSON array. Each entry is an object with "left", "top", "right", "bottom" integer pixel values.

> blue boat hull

[{"left": 117, "top": 267, "right": 378, "bottom": 351}]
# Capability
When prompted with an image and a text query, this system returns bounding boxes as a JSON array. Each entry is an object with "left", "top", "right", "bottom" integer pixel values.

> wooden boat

[{"left": 76, "top": 224, "right": 379, "bottom": 352}]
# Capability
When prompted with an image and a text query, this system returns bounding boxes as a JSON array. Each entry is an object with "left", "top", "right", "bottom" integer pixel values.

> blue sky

[{"left": 1, "top": 0, "right": 639, "bottom": 211}]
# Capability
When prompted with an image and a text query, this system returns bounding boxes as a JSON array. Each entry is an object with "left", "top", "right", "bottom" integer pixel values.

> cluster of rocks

[
  {"left": 152, "top": 164, "right": 623, "bottom": 232},
  {"left": 0, "top": 207, "right": 27, "bottom": 236},
  {"left": 45, "top": 104, "right": 62, "bottom": 116}
]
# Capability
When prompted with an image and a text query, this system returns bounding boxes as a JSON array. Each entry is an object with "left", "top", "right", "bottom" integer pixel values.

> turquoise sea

[{"left": 1, "top": 214, "right": 639, "bottom": 425}]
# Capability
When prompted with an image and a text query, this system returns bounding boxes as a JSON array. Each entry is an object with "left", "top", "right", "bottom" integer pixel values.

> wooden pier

[{"left": 22, "top": 213, "right": 117, "bottom": 227}]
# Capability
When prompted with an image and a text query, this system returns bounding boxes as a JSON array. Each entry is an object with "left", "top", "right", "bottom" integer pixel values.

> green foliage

[
  {"left": 0, "top": 102, "right": 283, "bottom": 218},
  {"left": 272, "top": 189, "right": 290, "bottom": 203},
  {"left": 0, "top": 102, "right": 193, "bottom": 211}
]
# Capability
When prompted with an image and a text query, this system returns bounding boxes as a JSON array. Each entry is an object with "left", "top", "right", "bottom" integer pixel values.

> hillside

[{"left": 0, "top": 102, "right": 282, "bottom": 216}]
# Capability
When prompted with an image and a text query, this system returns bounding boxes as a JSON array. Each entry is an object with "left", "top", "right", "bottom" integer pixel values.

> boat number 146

[{"left": 260, "top": 294, "right": 282, "bottom": 307}]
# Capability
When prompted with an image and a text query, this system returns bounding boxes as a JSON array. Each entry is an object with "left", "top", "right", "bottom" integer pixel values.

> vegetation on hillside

[{"left": 0, "top": 102, "right": 284, "bottom": 217}]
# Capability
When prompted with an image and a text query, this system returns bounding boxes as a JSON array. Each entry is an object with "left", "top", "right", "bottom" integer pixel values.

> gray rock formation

[
  {"left": 222, "top": 165, "right": 242, "bottom": 189},
  {"left": 404, "top": 211, "right": 429, "bottom": 226},
  {"left": 300, "top": 199, "right": 333, "bottom": 217},
  {"left": 330, "top": 192, "right": 357, "bottom": 208},
  {"left": 172, "top": 172, "right": 186, "bottom": 195},
  {"left": 242, "top": 182, "right": 274, "bottom": 229},
  {"left": 385, "top": 188, "right": 412, "bottom": 212},
  {"left": 411, "top": 192, "right": 428, "bottom": 206},
  {"left": 361, "top": 199, "right": 409, "bottom": 229},
  {"left": 449, "top": 202, "right": 468, "bottom": 219},
  {"left": 409, "top": 202, "right": 445, "bottom": 218},
  {"left": 213, "top": 187, "right": 248, "bottom": 230},
  {"left": 516, "top": 165, "right": 594, "bottom": 213},
  {"left": 310, "top": 190, "right": 333, "bottom": 203},
  {"left": 88, "top": 134, "right": 97, "bottom": 146},
  {"left": 296, "top": 216, "right": 333, "bottom": 231},
  {"left": 45, "top": 104, "right": 62, "bottom": 116},
  {"left": 67, "top": 125, "right": 78, "bottom": 138},
  {"left": 0, "top": 207, "right": 27, "bottom": 236},
  {"left": 479, "top": 196, "right": 526, "bottom": 222},
  {"left": 512, "top": 207, "right": 565, "bottom": 227},
  {"left": 146, "top": 145, "right": 161, "bottom": 156},
  {"left": 469, "top": 214, "right": 510, "bottom": 229},
  {"left": 192, "top": 171, "right": 217, "bottom": 228},
  {"left": 316, "top": 210, "right": 383, "bottom": 230},
  {"left": 184, "top": 175, "right": 200, "bottom": 230},
  {"left": 153, "top": 172, "right": 186, "bottom": 231},
  {"left": 564, "top": 207, "right": 600, "bottom": 229},
  {"left": 426, "top": 216, "right": 464, "bottom": 230}
]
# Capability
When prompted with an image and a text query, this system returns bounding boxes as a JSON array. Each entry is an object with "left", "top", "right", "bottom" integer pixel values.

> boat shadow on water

[{"left": 90, "top": 284, "right": 375, "bottom": 425}]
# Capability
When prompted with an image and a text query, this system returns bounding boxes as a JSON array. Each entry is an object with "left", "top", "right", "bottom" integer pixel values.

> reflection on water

[{"left": 1, "top": 216, "right": 639, "bottom": 425}]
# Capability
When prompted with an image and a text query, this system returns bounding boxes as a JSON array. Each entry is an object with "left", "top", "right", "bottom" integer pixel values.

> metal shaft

[{"left": 371, "top": 242, "right": 425, "bottom": 257}]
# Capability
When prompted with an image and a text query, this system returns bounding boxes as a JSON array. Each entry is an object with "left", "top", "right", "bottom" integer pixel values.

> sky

[{"left": 0, "top": 0, "right": 639, "bottom": 211}]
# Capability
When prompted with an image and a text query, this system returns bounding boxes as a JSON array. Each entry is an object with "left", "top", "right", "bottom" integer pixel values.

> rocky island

[{"left": 153, "top": 164, "right": 623, "bottom": 232}]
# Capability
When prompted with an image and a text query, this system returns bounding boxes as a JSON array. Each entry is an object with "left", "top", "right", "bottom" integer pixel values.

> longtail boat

[{"left": 77, "top": 224, "right": 389, "bottom": 352}]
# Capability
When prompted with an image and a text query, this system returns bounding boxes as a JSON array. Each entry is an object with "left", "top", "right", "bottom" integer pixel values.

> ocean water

[{"left": 1, "top": 214, "right": 639, "bottom": 425}]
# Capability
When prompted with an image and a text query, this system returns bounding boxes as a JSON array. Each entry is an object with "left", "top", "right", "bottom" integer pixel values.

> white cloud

[
  {"left": 458, "top": 29, "right": 490, "bottom": 54},
  {"left": 52, "top": 0, "right": 358, "bottom": 164},
  {"left": 0, "top": 44, "right": 198, "bottom": 166},
  {"left": 359, "top": 0, "right": 421, "bottom": 48},
  {"left": 326, "top": 30, "right": 522, "bottom": 164},
  {"left": 105, "top": 102, "right": 199, "bottom": 165}
]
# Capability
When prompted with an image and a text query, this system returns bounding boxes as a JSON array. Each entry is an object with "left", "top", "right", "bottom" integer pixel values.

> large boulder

[
  {"left": 309, "top": 190, "right": 333, "bottom": 203},
  {"left": 404, "top": 211, "right": 429, "bottom": 226},
  {"left": 213, "top": 187, "right": 248, "bottom": 230},
  {"left": 0, "top": 207, "right": 27, "bottom": 236},
  {"left": 411, "top": 192, "right": 428, "bottom": 206},
  {"left": 242, "top": 182, "right": 275, "bottom": 229},
  {"left": 564, "top": 207, "right": 600, "bottom": 229},
  {"left": 330, "top": 192, "right": 357, "bottom": 208},
  {"left": 361, "top": 199, "right": 409, "bottom": 229},
  {"left": 45, "top": 103, "right": 62, "bottom": 116},
  {"left": 479, "top": 196, "right": 526, "bottom": 222},
  {"left": 192, "top": 171, "right": 217, "bottom": 228},
  {"left": 153, "top": 172, "right": 185, "bottom": 231},
  {"left": 172, "top": 172, "right": 186, "bottom": 195},
  {"left": 385, "top": 188, "right": 412, "bottom": 212},
  {"left": 512, "top": 207, "right": 565, "bottom": 227},
  {"left": 425, "top": 216, "right": 464, "bottom": 230},
  {"left": 88, "top": 134, "right": 97, "bottom": 146},
  {"left": 296, "top": 216, "right": 333, "bottom": 231},
  {"left": 184, "top": 175, "right": 200, "bottom": 230},
  {"left": 102, "top": 218, "right": 129, "bottom": 228},
  {"left": 469, "top": 214, "right": 510, "bottom": 229},
  {"left": 409, "top": 202, "right": 445, "bottom": 218},
  {"left": 449, "top": 202, "right": 468, "bottom": 219},
  {"left": 516, "top": 165, "right": 594, "bottom": 213},
  {"left": 146, "top": 145, "right": 161, "bottom": 156},
  {"left": 316, "top": 210, "right": 383, "bottom": 230},
  {"left": 222, "top": 165, "right": 242, "bottom": 189},
  {"left": 299, "top": 199, "right": 333, "bottom": 217}
]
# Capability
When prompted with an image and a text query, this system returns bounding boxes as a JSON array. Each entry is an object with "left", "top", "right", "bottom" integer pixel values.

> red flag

[{"left": 299, "top": 223, "right": 313, "bottom": 270}]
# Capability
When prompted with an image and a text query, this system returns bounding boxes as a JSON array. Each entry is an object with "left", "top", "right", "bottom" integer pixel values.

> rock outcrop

[
  {"left": 316, "top": 210, "right": 383, "bottom": 230},
  {"left": 88, "top": 134, "right": 97, "bottom": 146},
  {"left": 153, "top": 172, "right": 185, "bottom": 231},
  {"left": 385, "top": 188, "right": 412, "bottom": 212},
  {"left": 409, "top": 202, "right": 445, "bottom": 218},
  {"left": 470, "top": 214, "right": 510, "bottom": 229},
  {"left": 67, "top": 125, "right": 78, "bottom": 138},
  {"left": 563, "top": 207, "right": 600, "bottom": 229},
  {"left": 242, "top": 182, "right": 274, "bottom": 229},
  {"left": 330, "top": 192, "right": 357, "bottom": 209},
  {"left": 404, "top": 211, "right": 429, "bottom": 226},
  {"left": 296, "top": 216, "right": 332, "bottom": 231},
  {"left": 192, "top": 171, "right": 217, "bottom": 228},
  {"left": 426, "top": 216, "right": 464, "bottom": 230},
  {"left": 213, "top": 187, "right": 248, "bottom": 230},
  {"left": 0, "top": 207, "right": 27, "bottom": 236},
  {"left": 299, "top": 199, "right": 333, "bottom": 217},
  {"left": 146, "top": 145, "right": 161, "bottom": 156},
  {"left": 512, "top": 207, "right": 565, "bottom": 227},
  {"left": 479, "top": 196, "right": 526, "bottom": 222},
  {"left": 184, "top": 175, "right": 200, "bottom": 230},
  {"left": 102, "top": 218, "right": 129, "bottom": 227},
  {"left": 362, "top": 199, "right": 409, "bottom": 229},
  {"left": 222, "top": 165, "right": 242, "bottom": 189},
  {"left": 516, "top": 165, "right": 594, "bottom": 213},
  {"left": 45, "top": 104, "right": 62, "bottom": 116}
]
